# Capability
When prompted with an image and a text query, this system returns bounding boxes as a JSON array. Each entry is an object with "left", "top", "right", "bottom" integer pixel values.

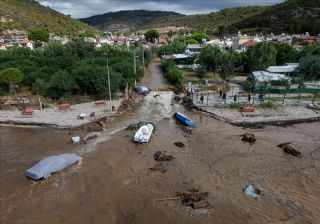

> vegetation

[
  {"left": 0, "top": 0, "right": 96, "bottom": 35},
  {"left": 0, "top": 41, "right": 151, "bottom": 100},
  {"left": 79, "top": 10, "right": 184, "bottom": 32},
  {"left": 160, "top": 60, "right": 184, "bottom": 91},
  {"left": 145, "top": 29, "right": 160, "bottom": 43},
  {"left": 246, "top": 43, "right": 277, "bottom": 72},
  {"left": 79, "top": 1, "right": 319, "bottom": 35},
  {"left": 27, "top": 28, "right": 49, "bottom": 42}
]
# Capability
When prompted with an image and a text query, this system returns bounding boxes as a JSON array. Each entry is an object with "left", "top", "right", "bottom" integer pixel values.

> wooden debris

[
  {"left": 174, "top": 142, "right": 185, "bottom": 148},
  {"left": 278, "top": 142, "right": 302, "bottom": 157},
  {"left": 240, "top": 133, "right": 256, "bottom": 143},
  {"left": 154, "top": 151, "right": 174, "bottom": 161}
]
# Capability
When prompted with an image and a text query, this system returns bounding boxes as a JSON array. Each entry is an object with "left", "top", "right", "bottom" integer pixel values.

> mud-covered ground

[{"left": 1, "top": 62, "right": 320, "bottom": 224}]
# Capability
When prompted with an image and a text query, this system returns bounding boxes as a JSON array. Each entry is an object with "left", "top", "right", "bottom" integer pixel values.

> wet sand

[{"left": 1, "top": 62, "right": 320, "bottom": 224}]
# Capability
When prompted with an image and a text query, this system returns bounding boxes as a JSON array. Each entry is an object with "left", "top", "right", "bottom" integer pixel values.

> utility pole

[
  {"left": 133, "top": 51, "right": 137, "bottom": 75},
  {"left": 107, "top": 56, "right": 112, "bottom": 111},
  {"left": 142, "top": 48, "right": 145, "bottom": 71}
]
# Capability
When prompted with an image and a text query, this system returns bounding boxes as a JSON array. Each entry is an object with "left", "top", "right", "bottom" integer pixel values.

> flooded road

[{"left": 1, "top": 62, "right": 320, "bottom": 224}]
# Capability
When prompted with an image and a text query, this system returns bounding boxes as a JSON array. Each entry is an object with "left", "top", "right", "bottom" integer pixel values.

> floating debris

[
  {"left": 71, "top": 136, "right": 80, "bottom": 144},
  {"left": 126, "top": 121, "right": 155, "bottom": 131},
  {"left": 174, "top": 142, "right": 185, "bottom": 148},
  {"left": 155, "top": 189, "right": 211, "bottom": 210},
  {"left": 82, "top": 132, "right": 100, "bottom": 143},
  {"left": 154, "top": 151, "right": 174, "bottom": 161},
  {"left": 243, "top": 184, "right": 263, "bottom": 198},
  {"left": 240, "top": 133, "right": 256, "bottom": 143},
  {"left": 278, "top": 142, "right": 302, "bottom": 157},
  {"left": 149, "top": 163, "right": 167, "bottom": 173},
  {"left": 177, "top": 189, "right": 210, "bottom": 209}
]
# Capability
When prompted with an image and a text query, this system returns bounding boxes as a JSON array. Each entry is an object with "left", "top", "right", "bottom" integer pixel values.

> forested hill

[
  {"left": 0, "top": 0, "right": 96, "bottom": 35},
  {"left": 79, "top": 10, "right": 185, "bottom": 32},
  {"left": 80, "top": 0, "right": 320, "bottom": 35}
]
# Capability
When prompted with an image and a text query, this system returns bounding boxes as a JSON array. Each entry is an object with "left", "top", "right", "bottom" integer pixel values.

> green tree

[
  {"left": 220, "top": 52, "right": 235, "bottom": 81},
  {"left": 299, "top": 54, "right": 320, "bottom": 80},
  {"left": 246, "top": 43, "right": 277, "bottom": 72},
  {"left": 273, "top": 42, "right": 298, "bottom": 65},
  {"left": 47, "top": 70, "right": 78, "bottom": 99},
  {"left": 27, "top": 29, "right": 49, "bottom": 42},
  {"left": 0, "top": 67, "right": 24, "bottom": 85},
  {"left": 196, "top": 66, "right": 208, "bottom": 79},
  {"left": 0, "top": 67, "right": 24, "bottom": 107},
  {"left": 187, "top": 39, "right": 198, "bottom": 44},
  {"left": 190, "top": 32, "right": 209, "bottom": 43},
  {"left": 32, "top": 78, "right": 47, "bottom": 110},
  {"left": 145, "top": 29, "right": 160, "bottom": 43},
  {"left": 199, "top": 45, "right": 221, "bottom": 76}
]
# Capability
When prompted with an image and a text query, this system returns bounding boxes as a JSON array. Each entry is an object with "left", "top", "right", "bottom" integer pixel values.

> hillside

[
  {"left": 80, "top": 0, "right": 320, "bottom": 35},
  {"left": 227, "top": 0, "right": 320, "bottom": 34},
  {"left": 0, "top": 0, "right": 96, "bottom": 35},
  {"left": 79, "top": 10, "right": 184, "bottom": 32}
]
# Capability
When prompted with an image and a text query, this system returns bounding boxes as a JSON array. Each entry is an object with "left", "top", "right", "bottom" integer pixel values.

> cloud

[{"left": 39, "top": 0, "right": 285, "bottom": 18}]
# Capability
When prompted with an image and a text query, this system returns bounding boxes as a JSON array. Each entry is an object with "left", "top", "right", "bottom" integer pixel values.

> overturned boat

[
  {"left": 174, "top": 112, "right": 196, "bottom": 127},
  {"left": 133, "top": 124, "right": 154, "bottom": 143},
  {"left": 25, "top": 153, "right": 81, "bottom": 180}
]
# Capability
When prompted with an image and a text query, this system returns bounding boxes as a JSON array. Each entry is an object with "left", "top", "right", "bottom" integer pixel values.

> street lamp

[{"left": 103, "top": 52, "right": 112, "bottom": 111}]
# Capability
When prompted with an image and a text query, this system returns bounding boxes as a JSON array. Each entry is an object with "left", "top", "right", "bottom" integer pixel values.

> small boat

[
  {"left": 25, "top": 153, "right": 81, "bottom": 180},
  {"left": 174, "top": 112, "right": 196, "bottom": 127},
  {"left": 133, "top": 124, "right": 154, "bottom": 143}
]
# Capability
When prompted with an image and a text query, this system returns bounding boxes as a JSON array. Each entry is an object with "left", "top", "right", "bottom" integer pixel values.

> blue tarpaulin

[{"left": 25, "top": 153, "right": 81, "bottom": 180}]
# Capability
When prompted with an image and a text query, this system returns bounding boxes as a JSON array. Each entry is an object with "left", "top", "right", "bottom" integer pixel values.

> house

[
  {"left": 266, "top": 63, "right": 299, "bottom": 76},
  {"left": 240, "top": 40, "right": 257, "bottom": 51},
  {"left": 185, "top": 44, "right": 202, "bottom": 55},
  {"left": 252, "top": 71, "right": 290, "bottom": 90},
  {"left": 172, "top": 54, "right": 192, "bottom": 68}
]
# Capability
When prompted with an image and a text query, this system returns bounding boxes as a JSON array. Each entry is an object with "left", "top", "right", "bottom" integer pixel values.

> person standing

[
  {"left": 200, "top": 93, "right": 204, "bottom": 104},
  {"left": 248, "top": 93, "right": 251, "bottom": 102}
]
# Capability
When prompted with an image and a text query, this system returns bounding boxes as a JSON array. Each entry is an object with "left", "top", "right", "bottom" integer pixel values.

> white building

[{"left": 252, "top": 71, "right": 290, "bottom": 90}]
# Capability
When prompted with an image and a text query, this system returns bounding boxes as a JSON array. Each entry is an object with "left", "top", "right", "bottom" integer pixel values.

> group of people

[{"left": 198, "top": 89, "right": 252, "bottom": 104}]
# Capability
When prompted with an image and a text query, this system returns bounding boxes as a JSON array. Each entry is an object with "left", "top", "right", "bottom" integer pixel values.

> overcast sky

[{"left": 39, "top": 0, "right": 285, "bottom": 19}]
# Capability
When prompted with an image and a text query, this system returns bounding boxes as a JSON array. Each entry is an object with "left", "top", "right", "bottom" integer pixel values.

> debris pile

[
  {"left": 174, "top": 142, "right": 185, "bottom": 148},
  {"left": 278, "top": 142, "right": 302, "bottom": 157},
  {"left": 149, "top": 163, "right": 167, "bottom": 173},
  {"left": 240, "top": 133, "right": 256, "bottom": 143},
  {"left": 83, "top": 132, "right": 100, "bottom": 143},
  {"left": 126, "top": 121, "right": 155, "bottom": 131},
  {"left": 243, "top": 184, "right": 263, "bottom": 198},
  {"left": 154, "top": 151, "right": 174, "bottom": 161},
  {"left": 177, "top": 189, "right": 210, "bottom": 209}
]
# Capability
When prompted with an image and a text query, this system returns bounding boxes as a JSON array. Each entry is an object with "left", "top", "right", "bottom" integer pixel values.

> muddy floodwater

[{"left": 1, "top": 63, "right": 320, "bottom": 224}]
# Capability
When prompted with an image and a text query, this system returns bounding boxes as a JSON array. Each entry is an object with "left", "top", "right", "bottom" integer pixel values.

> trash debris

[
  {"left": 177, "top": 189, "right": 210, "bottom": 209},
  {"left": 149, "top": 163, "right": 167, "bottom": 173},
  {"left": 278, "top": 142, "right": 302, "bottom": 157},
  {"left": 240, "top": 132, "right": 256, "bottom": 143},
  {"left": 174, "top": 142, "right": 185, "bottom": 148},
  {"left": 243, "top": 184, "right": 262, "bottom": 198},
  {"left": 83, "top": 132, "right": 100, "bottom": 143},
  {"left": 154, "top": 151, "right": 174, "bottom": 161},
  {"left": 77, "top": 113, "right": 87, "bottom": 120},
  {"left": 71, "top": 136, "right": 80, "bottom": 144},
  {"left": 126, "top": 121, "right": 155, "bottom": 131}
]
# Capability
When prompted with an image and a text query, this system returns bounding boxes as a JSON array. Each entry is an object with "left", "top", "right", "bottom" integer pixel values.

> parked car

[
  {"left": 134, "top": 86, "right": 150, "bottom": 95},
  {"left": 306, "top": 103, "right": 318, "bottom": 109}
]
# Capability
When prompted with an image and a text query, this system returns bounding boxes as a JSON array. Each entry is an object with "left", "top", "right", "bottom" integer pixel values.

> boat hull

[{"left": 174, "top": 112, "right": 196, "bottom": 127}]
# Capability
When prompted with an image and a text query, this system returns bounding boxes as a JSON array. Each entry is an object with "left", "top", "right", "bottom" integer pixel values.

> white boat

[{"left": 133, "top": 124, "right": 154, "bottom": 143}]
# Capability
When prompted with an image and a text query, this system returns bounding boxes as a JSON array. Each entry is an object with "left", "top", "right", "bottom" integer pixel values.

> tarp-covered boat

[
  {"left": 25, "top": 153, "right": 81, "bottom": 180},
  {"left": 174, "top": 112, "right": 196, "bottom": 127},
  {"left": 133, "top": 124, "right": 154, "bottom": 143}
]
